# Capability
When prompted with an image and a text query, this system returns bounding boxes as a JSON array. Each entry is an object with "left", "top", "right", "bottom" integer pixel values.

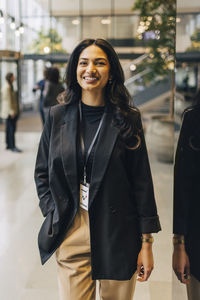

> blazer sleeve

[
  {"left": 34, "top": 108, "right": 55, "bottom": 217},
  {"left": 130, "top": 113, "right": 161, "bottom": 234},
  {"left": 173, "top": 111, "right": 197, "bottom": 235}
]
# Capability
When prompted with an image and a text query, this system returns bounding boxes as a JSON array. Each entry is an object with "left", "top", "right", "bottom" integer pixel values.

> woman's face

[{"left": 76, "top": 45, "right": 110, "bottom": 93}]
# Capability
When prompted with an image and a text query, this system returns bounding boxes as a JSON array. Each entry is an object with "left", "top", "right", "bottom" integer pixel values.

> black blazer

[
  {"left": 173, "top": 107, "right": 200, "bottom": 281},
  {"left": 34, "top": 102, "right": 161, "bottom": 280}
]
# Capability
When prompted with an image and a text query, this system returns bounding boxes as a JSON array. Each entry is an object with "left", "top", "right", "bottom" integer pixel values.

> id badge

[{"left": 80, "top": 182, "right": 90, "bottom": 211}]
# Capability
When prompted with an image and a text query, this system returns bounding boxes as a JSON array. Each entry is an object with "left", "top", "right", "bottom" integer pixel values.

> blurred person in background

[
  {"left": 173, "top": 91, "right": 200, "bottom": 299},
  {"left": 43, "top": 67, "right": 65, "bottom": 121},
  {"left": 32, "top": 67, "right": 50, "bottom": 126},
  {"left": 1, "top": 72, "right": 22, "bottom": 153}
]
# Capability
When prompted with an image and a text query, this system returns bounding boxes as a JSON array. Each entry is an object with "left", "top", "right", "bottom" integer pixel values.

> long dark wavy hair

[
  {"left": 63, "top": 38, "right": 141, "bottom": 148},
  {"left": 48, "top": 67, "right": 60, "bottom": 84},
  {"left": 6, "top": 72, "right": 14, "bottom": 90}
]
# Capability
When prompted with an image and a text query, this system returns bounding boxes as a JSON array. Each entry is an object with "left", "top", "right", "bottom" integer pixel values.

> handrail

[
  {"left": 123, "top": 54, "right": 148, "bottom": 71},
  {"left": 124, "top": 69, "right": 151, "bottom": 86}
]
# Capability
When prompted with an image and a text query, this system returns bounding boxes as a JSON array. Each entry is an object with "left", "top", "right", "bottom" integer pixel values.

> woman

[
  {"left": 173, "top": 99, "right": 200, "bottom": 299},
  {"left": 32, "top": 67, "right": 50, "bottom": 126},
  {"left": 34, "top": 39, "right": 161, "bottom": 300},
  {"left": 42, "top": 67, "right": 64, "bottom": 121},
  {"left": 1, "top": 72, "right": 21, "bottom": 152}
]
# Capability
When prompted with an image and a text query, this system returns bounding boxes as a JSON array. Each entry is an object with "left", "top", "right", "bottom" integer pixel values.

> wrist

[
  {"left": 173, "top": 235, "right": 185, "bottom": 245},
  {"left": 141, "top": 235, "right": 154, "bottom": 243}
]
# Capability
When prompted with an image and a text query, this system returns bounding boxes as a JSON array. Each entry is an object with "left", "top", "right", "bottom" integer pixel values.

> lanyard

[{"left": 79, "top": 101, "right": 105, "bottom": 184}]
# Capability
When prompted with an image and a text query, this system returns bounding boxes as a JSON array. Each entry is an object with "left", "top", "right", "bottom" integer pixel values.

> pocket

[{"left": 38, "top": 210, "right": 57, "bottom": 252}]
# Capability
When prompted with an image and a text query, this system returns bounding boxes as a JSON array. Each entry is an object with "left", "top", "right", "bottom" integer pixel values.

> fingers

[
  {"left": 184, "top": 265, "right": 190, "bottom": 284},
  {"left": 174, "top": 268, "right": 190, "bottom": 284},
  {"left": 137, "top": 262, "right": 142, "bottom": 275},
  {"left": 137, "top": 265, "right": 153, "bottom": 282},
  {"left": 181, "top": 272, "right": 187, "bottom": 284}
]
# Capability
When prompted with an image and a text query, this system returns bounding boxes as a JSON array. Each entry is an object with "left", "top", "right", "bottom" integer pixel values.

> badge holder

[{"left": 80, "top": 168, "right": 90, "bottom": 211}]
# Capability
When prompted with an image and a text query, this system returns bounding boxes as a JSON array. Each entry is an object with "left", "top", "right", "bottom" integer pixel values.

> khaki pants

[
  {"left": 187, "top": 275, "right": 200, "bottom": 300},
  {"left": 56, "top": 208, "right": 137, "bottom": 300}
]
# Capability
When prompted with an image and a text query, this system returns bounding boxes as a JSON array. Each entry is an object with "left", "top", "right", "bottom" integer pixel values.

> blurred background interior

[{"left": 0, "top": 0, "right": 199, "bottom": 299}]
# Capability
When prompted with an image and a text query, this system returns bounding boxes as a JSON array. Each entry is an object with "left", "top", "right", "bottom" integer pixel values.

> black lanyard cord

[{"left": 79, "top": 101, "right": 105, "bottom": 183}]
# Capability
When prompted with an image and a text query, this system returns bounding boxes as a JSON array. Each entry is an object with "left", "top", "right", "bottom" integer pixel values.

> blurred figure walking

[
  {"left": 32, "top": 67, "right": 50, "bottom": 126},
  {"left": 1, "top": 72, "right": 22, "bottom": 153},
  {"left": 43, "top": 67, "right": 64, "bottom": 120}
]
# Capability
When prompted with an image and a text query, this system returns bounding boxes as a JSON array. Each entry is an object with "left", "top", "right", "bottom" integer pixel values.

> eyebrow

[{"left": 79, "top": 57, "right": 108, "bottom": 61}]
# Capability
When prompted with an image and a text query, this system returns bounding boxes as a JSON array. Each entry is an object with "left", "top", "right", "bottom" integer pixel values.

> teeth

[{"left": 84, "top": 77, "right": 97, "bottom": 80}]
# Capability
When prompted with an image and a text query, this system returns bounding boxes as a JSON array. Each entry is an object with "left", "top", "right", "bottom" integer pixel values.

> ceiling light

[
  {"left": 10, "top": 17, "right": 16, "bottom": 30},
  {"left": 101, "top": 19, "right": 111, "bottom": 25},
  {"left": 130, "top": 64, "right": 136, "bottom": 71},
  {"left": 43, "top": 46, "right": 50, "bottom": 54},
  {"left": 176, "top": 17, "right": 181, "bottom": 23},
  {"left": 19, "top": 23, "right": 24, "bottom": 34},
  {"left": 72, "top": 19, "right": 80, "bottom": 25},
  {"left": 15, "top": 28, "right": 20, "bottom": 37}
]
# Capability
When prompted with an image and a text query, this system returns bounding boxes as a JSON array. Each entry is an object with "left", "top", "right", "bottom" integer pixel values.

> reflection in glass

[{"left": 173, "top": 97, "right": 200, "bottom": 299}]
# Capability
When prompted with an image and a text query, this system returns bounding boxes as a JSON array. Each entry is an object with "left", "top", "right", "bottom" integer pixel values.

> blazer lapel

[
  {"left": 61, "top": 104, "right": 79, "bottom": 206},
  {"left": 89, "top": 111, "right": 119, "bottom": 208}
]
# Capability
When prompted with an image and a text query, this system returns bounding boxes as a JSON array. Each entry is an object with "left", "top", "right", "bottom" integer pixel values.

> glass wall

[
  {"left": 176, "top": 13, "right": 200, "bottom": 52},
  {"left": 18, "top": 0, "right": 141, "bottom": 54},
  {"left": 0, "top": 0, "right": 21, "bottom": 51}
]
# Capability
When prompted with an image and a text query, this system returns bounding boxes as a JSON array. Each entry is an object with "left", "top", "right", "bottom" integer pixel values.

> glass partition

[{"left": 176, "top": 13, "right": 200, "bottom": 52}]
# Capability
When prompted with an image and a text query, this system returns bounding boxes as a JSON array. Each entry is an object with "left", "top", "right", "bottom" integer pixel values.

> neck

[{"left": 81, "top": 90, "right": 105, "bottom": 107}]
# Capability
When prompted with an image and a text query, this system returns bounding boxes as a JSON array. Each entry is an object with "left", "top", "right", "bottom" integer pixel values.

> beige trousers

[
  {"left": 56, "top": 207, "right": 137, "bottom": 300},
  {"left": 187, "top": 274, "right": 200, "bottom": 300}
]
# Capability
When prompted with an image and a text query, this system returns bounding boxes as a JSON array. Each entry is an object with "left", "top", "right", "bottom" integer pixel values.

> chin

[{"left": 83, "top": 85, "right": 99, "bottom": 91}]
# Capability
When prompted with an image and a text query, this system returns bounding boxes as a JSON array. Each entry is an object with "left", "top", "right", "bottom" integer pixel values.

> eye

[{"left": 79, "top": 61, "right": 87, "bottom": 65}]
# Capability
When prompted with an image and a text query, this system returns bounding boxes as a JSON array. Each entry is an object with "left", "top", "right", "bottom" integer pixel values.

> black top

[{"left": 78, "top": 101, "right": 105, "bottom": 184}]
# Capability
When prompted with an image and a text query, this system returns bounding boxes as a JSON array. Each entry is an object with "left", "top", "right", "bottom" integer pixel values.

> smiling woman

[
  {"left": 76, "top": 45, "right": 111, "bottom": 104},
  {"left": 34, "top": 38, "right": 161, "bottom": 300}
]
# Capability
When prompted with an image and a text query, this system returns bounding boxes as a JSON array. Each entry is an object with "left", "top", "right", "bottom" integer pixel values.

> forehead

[{"left": 79, "top": 45, "right": 108, "bottom": 60}]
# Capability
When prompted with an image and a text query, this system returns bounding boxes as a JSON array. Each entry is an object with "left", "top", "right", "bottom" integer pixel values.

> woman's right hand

[{"left": 173, "top": 244, "right": 190, "bottom": 284}]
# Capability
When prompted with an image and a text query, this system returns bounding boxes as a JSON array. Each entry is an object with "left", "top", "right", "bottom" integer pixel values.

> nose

[{"left": 87, "top": 62, "right": 96, "bottom": 74}]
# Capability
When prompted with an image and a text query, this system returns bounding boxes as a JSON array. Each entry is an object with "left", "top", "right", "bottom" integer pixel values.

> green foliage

[
  {"left": 29, "top": 28, "right": 67, "bottom": 54},
  {"left": 132, "top": 0, "right": 176, "bottom": 80}
]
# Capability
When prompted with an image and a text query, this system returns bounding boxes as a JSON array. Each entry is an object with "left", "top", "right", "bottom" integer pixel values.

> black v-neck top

[{"left": 77, "top": 102, "right": 105, "bottom": 184}]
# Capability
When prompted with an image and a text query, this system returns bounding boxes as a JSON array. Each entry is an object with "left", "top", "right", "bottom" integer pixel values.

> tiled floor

[{"left": 0, "top": 112, "right": 188, "bottom": 299}]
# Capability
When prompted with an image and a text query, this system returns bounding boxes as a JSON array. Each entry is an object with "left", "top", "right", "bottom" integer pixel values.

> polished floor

[{"left": 0, "top": 113, "right": 188, "bottom": 300}]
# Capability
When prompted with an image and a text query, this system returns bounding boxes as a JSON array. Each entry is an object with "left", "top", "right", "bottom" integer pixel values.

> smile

[{"left": 83, "top": 76, "right": 98, "bottom": 83}]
